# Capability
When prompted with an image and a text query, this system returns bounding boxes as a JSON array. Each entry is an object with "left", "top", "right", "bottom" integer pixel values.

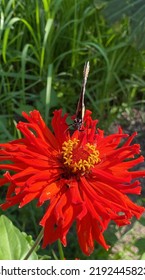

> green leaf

[
  {"left": 14, "top": 105, "right": 34, "bottom": 116},
  {"left": 140, "top": 253, "right": 145, "bottom": 260},
  {"left": 0, "top": 215, "right": 38, "bottom": 260},
  {"left": 2, "top": 17, "right": 20, "bottom": 63}
]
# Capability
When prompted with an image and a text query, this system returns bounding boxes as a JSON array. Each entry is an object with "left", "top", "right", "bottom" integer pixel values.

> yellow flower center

[{"left": 61, "top": 138, "right": 100, "bottom": 174}]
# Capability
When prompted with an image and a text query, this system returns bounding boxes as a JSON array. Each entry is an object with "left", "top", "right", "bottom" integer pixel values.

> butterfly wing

[{"left": 74, "top": 61, "right": 90, "bottom": 130}]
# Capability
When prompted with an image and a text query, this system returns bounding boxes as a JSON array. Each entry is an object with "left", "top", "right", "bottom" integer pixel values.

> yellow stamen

[{"left": 61, "top": 138, "right": 100, "bottom": 174}]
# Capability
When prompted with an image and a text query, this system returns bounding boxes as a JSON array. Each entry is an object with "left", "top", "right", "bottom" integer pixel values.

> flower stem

[
  {"left": 23, "top": 228, "right": 44, "bottom": 260},
  {"left": 58, "top": 239, "right": 65, "bottom": 260}
]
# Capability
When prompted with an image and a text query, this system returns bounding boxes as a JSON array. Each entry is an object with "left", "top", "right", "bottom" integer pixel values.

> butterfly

[{"left": 73, "top": 61, "right": 90, "bottom": 131}]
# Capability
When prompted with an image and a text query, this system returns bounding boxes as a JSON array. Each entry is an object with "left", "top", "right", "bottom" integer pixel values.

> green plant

[{"left": 0, "top": 0, "right": 145, "bottom": 260}]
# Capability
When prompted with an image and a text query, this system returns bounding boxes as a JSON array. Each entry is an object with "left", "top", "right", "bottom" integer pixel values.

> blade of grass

[
  {"left": 40, "top": 18, "right": 53, "bottom": 74},
  {"left": 2, "top": 17, "right": 20, "bottom": 62},
  {"left": 45, "top": 64, "right": 53, "bottom": 124}
]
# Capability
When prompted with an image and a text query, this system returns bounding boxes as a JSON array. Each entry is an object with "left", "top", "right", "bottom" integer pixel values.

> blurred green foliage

[{"left": 0, "top": 0, "right": 145, "bottom": 260}]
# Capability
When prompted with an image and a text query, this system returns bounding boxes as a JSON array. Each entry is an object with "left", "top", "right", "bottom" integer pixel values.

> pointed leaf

[{"left": 0, "top": 215, "right": 38, "bottom": 260}]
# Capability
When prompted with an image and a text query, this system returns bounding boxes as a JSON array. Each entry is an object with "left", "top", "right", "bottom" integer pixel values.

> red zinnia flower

[{"left": 0, "top": 109, "right": 144, "bottom": 256}]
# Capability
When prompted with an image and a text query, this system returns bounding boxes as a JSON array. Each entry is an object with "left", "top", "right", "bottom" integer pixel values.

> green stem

[
  {"left": 58, "top": 239, "right": 65, "bottom": 260},
  {"left": 23, "top": 228, "right": 44, "bottom": 260}
]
